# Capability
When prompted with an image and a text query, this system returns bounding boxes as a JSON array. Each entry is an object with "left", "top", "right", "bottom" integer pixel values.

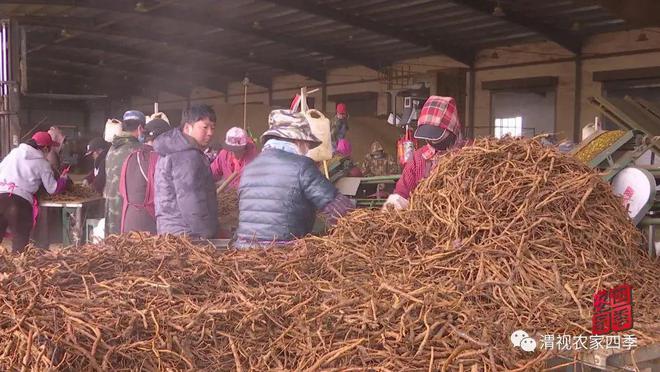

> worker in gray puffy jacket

[
  {"left": 153, "top": 104, "right": 218, "bottom": 239},
  {"left": 234, "top": 109, "right": 354, "bottom": 248}
]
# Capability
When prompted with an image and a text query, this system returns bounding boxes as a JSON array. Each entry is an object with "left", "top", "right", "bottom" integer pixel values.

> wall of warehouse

[
  {"left": 18, "top": 98, "right": 89, "bottom": 166},
  {"left": 472, "top": 27, "right": 660, "bottom": 141},
  {"left": 128, "top": 56, "right": 458, "bottom": 161},
  {"left": 123, "top": 27, "right": 660, "bottom": 162}
]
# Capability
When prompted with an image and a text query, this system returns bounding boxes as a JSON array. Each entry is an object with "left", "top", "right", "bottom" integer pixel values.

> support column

[
  {"left": 436, "top": 68, "right": 468, "bottom": 135},
  {"left": 573, "top": 57, "right": 583, "bottom": 143},
  {"left": 0, "top": 20, "right": 22, "bottom": 158},
  {"left": 468, "top": 68, "right": 476, "bottom": 139},
  {"left": 321, "top": 76, "right": 327, "bottom": 112},
  {"left": 268, "top": 87, "right": 273, "bottom": 108}
]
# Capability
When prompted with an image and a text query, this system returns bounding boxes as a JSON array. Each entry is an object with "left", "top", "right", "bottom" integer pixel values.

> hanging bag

[
  {"left": 297, "top": 88, "right": 332, "bottom": 162},
  {"left": 104, "top": 119, "right": 122, "bottom": 143}
]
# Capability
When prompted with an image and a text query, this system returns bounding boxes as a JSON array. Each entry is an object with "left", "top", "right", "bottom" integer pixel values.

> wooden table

[{"left": 37, "top": 196, "right": 104, "bottom": 247}]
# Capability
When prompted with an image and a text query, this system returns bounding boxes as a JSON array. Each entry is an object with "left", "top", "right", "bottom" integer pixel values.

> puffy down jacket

[
  {"left": 236, "top": 148, "right": 337, "bottom": 243},
  {"left": 153, "top": 129, "right": 218, "bottom": 238}
]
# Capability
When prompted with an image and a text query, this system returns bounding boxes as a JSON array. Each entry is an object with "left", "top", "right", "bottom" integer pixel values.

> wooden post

[{"left": 242, "top": 77, "right": 250, "bottom": 130}]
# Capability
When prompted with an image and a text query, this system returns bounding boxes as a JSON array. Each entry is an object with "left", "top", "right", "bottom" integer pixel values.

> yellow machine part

[{"left": 574, "top": 130, "right": 626, "bottom": 163}]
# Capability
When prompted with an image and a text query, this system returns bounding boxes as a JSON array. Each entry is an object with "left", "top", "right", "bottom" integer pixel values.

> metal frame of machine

[{"left": 582, "top": 95, "right": 660, "bottom": 257}]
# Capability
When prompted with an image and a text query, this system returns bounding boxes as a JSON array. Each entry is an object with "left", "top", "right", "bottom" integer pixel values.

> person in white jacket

[{"left": 0, "top": 132, "right": 67, "bottom": 252}]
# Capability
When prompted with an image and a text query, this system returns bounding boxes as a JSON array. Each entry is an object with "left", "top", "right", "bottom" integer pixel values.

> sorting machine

[
  {"left": 573, "top": 95, "right": 660, "bottom": 256},
  {"left": 334, "top": 175, "right": 400, "bottom": 209}
]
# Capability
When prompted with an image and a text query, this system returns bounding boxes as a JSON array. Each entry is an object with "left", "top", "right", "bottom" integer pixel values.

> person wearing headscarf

[
  {"left": 383, "top": 96, "right": 468, "bottom": 210},
  {"left": 235, "top": 109, "right": 353, "bottom": 248}
]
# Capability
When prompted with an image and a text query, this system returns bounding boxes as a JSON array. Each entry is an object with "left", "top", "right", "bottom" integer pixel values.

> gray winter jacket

[
  {"left": 153, "top": 129, "right": 218, "bottom": 238},
  {"left": 235, "top": 148, "right": 337, "bottom": 244}
]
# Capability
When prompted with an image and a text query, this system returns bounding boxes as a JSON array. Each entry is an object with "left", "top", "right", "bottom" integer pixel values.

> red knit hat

[
  {"left": 32, "top": 131, "right": 59, "bottom": 147},
  {"left": 336, "top": 103, "right": 347, "bottom": 115}
]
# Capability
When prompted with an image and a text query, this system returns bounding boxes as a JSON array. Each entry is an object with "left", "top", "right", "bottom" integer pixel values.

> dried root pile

[
  {"left": 1, "top": 137, "right": 658, "bottom": 371},
  {"left": 217, "top": 188, "right": 239, "bottom": 235},
  {"left": 43, "top": 184, "right": 99, "bottom": 202}
]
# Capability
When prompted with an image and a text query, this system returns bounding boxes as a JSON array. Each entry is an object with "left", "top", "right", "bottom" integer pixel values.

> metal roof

[{"left": 0, "top": 0, "right": 631, "bottom": 97}]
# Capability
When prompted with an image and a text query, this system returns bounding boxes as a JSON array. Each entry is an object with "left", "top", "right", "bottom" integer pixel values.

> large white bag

[
  {"left": 295, "top": 87, "right": 332, "bottom": 162},
  {"left": 581, "top": 117, "right": 601, "bottom": 141},
  {"left": 149, "top": 112, "right": 170, "bottom": 124},
  {"left": 104, "top": 119, "right": 122, "bottom": 143},
  {"left": 88, "top": 218, "right": 105, "bottom": 243},
  {"left": 305, "top": 109, "right": 332, "bottom": 162}
]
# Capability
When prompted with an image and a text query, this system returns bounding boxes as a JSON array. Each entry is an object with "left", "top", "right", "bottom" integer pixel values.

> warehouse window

[{"left": 494, "top": 116, "right": 522, "bottom": 138}]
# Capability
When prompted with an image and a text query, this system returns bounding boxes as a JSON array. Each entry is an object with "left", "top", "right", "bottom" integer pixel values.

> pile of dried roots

[
  {"left": 217, "top": 188, "right": 239, "bottom": 235},
  {"left": 1, "top": 137, "right": 658, "bottom": 371},
  {"left": 42, "top": 184, "right": 99, "bottom": 202}
]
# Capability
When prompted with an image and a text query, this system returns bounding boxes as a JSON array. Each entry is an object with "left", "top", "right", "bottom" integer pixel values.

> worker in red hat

[
  {"left": 331, "top": 103, "right": 349, "bottom": 151},
  {"left": 383, "top": 96, "right": 468, "bottom": 210},
  {"left": 0, "top": 132, "right": 69, "bottom": 252}
]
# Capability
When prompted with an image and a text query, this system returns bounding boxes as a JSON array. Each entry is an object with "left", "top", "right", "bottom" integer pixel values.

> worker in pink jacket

[
  {"left": 383, "top": 96, "right": 468, "bottom": 210},
  {"left": 210, "top": 127, "right": 258, "bottom": 189}
]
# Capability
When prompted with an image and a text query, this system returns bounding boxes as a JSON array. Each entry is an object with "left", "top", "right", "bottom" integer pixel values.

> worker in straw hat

[
  {"left": 360, "top": 140, "right": 399, "bottom": 177},
  {"left": 234, "top": 109, "right": 354, "bottom": 248},
  {"left": 383, "top": 96, "right": 468, "bottom": 210},
  {"left": 210, "top": 126, "right": 258, "bottom": 190}
]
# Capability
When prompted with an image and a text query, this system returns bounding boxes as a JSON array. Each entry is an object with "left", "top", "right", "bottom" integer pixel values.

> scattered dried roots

[
  {"left": 1, "top": 137, "right": 658, "bottom": 371},
  {"left": 43, "top": 184, "right": 99, "bottom": 202},
  {"left": 217, "top": 189, "right": 239, "bottom": 235}
]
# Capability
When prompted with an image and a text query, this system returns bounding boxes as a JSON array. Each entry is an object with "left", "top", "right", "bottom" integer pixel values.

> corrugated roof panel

[
  {"left": 320, "top": 0, "right": 389, "bottom": 10},
  {"left": 358, "top": 0, "right": 439, "bottom": 17},
  {"left": 8, "top": 0, "right": 637, "bottom": 94}
]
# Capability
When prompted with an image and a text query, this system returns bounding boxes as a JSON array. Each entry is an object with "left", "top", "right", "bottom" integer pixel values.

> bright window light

[{"left": 494, "top": 116, "right": 522, "bottom": 138}]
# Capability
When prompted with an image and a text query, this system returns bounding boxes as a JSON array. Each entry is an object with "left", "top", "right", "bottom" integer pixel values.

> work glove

[
  {"left": 53, "top": 166, "right": 71, "bottom": 194},
  {"left": 59, "top": 165, "right": 71, "bottom": 179},
  {"left": 54, "top": 176, "right": 69, "bottom": 194},
  {"left": 382, "top": 193, "right": 409, "bottom": 211}
]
